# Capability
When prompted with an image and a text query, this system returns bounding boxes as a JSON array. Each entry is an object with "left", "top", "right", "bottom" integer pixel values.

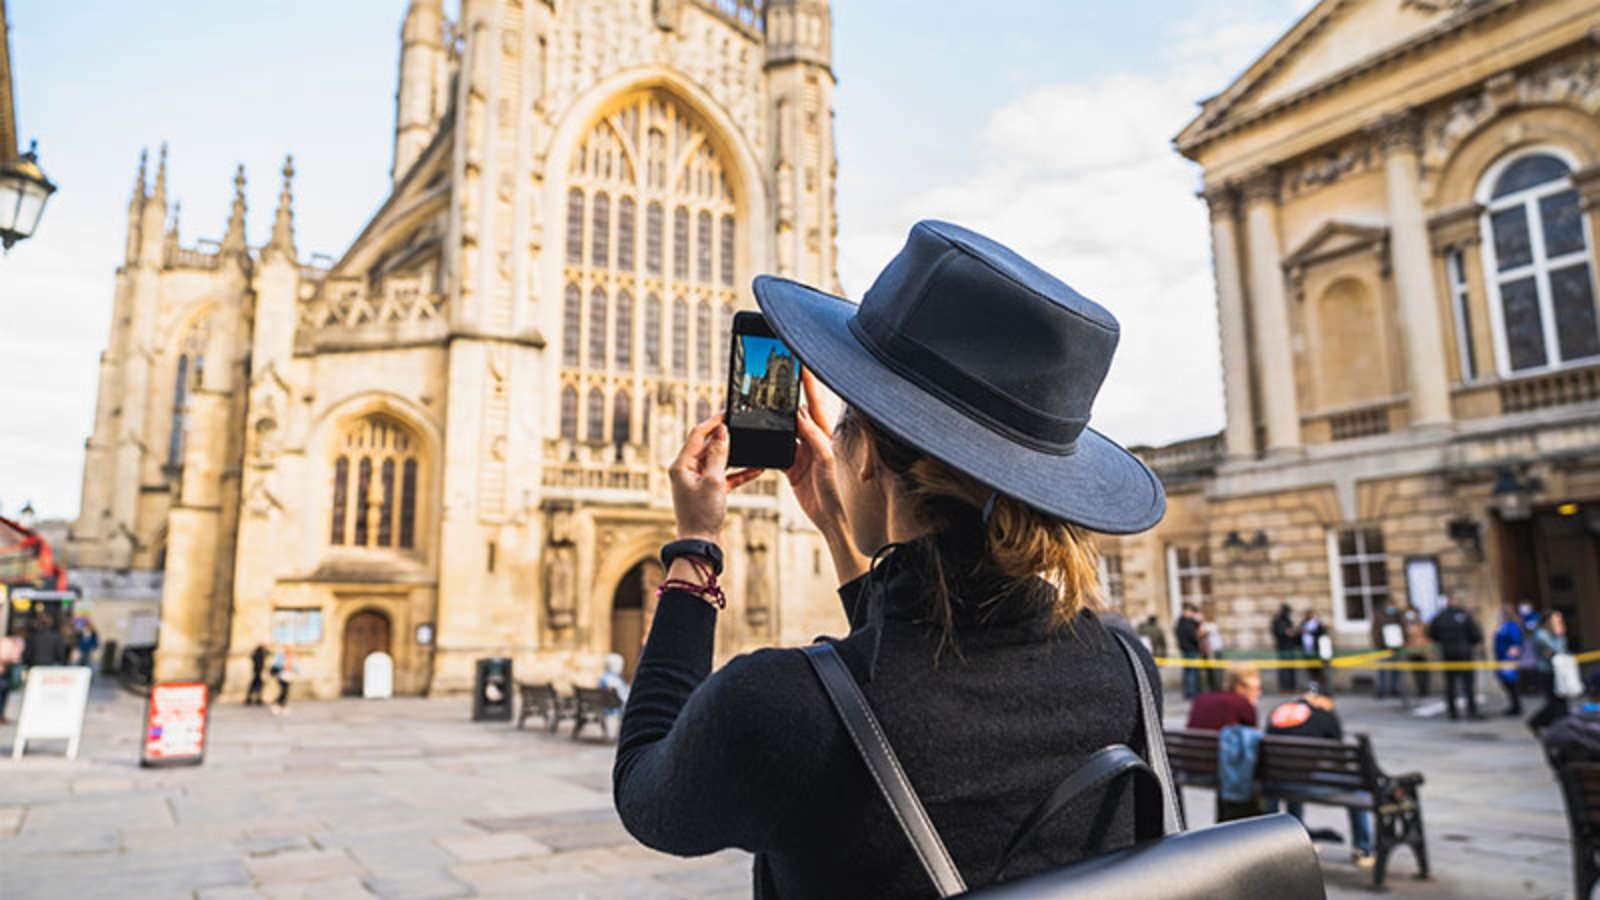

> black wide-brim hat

[{"left": 753, "top": 220, "right": 1165, "bottom": 534}]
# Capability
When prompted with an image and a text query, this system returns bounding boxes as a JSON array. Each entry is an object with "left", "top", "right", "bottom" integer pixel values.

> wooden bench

[
  {"left": 1165, "top": 727, "right": 1428, "bottom": 888},
  {"left": 1548, "top": 748, "right": 1600, "bottom": 900},
  {"left": 571, "top": 686, "right": 624, "bottom": 741},
  {"left": 516, "top": 682, "right": 571, "bottom": 732}
]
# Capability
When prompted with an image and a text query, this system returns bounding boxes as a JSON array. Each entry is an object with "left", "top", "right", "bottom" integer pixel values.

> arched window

[
  {"left": 588, "top": 286, "right": 608, "bottom": 370},
  {"left": 673, "top": 206, "right": 690, "bottom": 280},
  {"left": 696, "top": 300, "right": 713, "bottom": 379},
  {"left": 560, "top": 386, "right": 579, "bottom": 440},
  {"left": 695, "top": 396, "right": 711, "bottom": 423},
  {"left": 697, "top": 211, "right": 713, "bottom": 283},
  {"left": 591, "top": 192, "right": 610, "bottom": 268},
  {"left": 615, "top": 290, "right": 634, "bottom": 368},
  {"left": 563, "top": 284, "right": 582, "bottom": 367},
  {"left": 720, "top": 214, "right": 736, "bottom": 287},
  {"left": 331, "top": 415, "right": 420, "bottom": 551},
  {"left": 618, "top": 197, "right": 636, "bottom": 272},
  {"left": 566, "top": 188, "right": 585, "bottom": 265},
  {"left": 167, "top": 315, "right": 210, "bottom": 467},
  {"left": 646, "top": 202, "right": 663, "bottom": 275},
  {"left": 718, "top": 302, "right": 734, "bottom": 382},
  {"left": 645, "top": 293, "right": 662, "bottom": 371},
  {"left": 586, "top": 387, "right": 605, "bottom": 444},
  {"left": 613, "top": 390, "right": 632, "bottom": 448},
  {"left": 1481, "top": 151, "right": 1600, "bottom": 373},
  {"left": 672, "top": 297, "right": 689, "bottom": 376}
]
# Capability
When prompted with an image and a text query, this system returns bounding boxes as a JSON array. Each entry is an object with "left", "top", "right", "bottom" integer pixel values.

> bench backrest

[
  {"left": 1257, "top": 733, "right": 1375, "bottom": 792},
  {"left": 574, "top": 686, "right": 622, "bottom": 709},
  {"left": 1166, "top": 728, "right": 1220, "bottom": 780},
  {"left": 519, "top": 682, "right": 558, "bottom": 702},
  {"left": 1558, "top": 761, "right": 1600, "bottom": 836}
]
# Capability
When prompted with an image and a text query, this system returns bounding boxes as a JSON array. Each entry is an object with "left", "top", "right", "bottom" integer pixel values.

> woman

[
  {"left": 1528, "top": 610, "right": 1572, "bottom": 733},
  {"left": 613, "top": 221, "right": 1167, "bottom": 896}
]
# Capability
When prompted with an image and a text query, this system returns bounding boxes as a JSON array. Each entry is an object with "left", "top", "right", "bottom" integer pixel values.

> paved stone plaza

[{"left": 0, "top": 679, "right": 1575, "bottom": 899}]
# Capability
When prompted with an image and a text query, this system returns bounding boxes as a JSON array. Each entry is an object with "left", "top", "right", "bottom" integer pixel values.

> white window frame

[
  {"left": 1477, "top": 146, "right": 1600, "bottom": 378},
  {"left": 1165, "top": 543, "right": 1211, "bottom": 622},
  {"left": 1447, "top": 248, "right": 1477, "bottom": 383},
  {"left": 1327, "top": 528, "right": 1388, "bottom": 633},
  {"left": 1098, "top": 551, "right": 1125, "bottom": 611}
]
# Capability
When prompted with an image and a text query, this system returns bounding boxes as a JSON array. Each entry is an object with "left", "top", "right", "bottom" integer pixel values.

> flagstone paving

[{"left": 0, "top": 680, "right": 1573, "bottom": 898}]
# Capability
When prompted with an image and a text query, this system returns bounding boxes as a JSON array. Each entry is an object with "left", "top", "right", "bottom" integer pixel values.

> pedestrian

[
  {"left": 0, "top": 636, "right": 19, "bottom": 724},
  {"left": 612, "top": 221, "right": 1172, "bottom": 894},
  {"left": 1198, "top": 612, "right": 1223, "bottom": 692},
  {"left": 1527, "top": 610, "right": 1574, "bottom": 733},
  {"left": 1271, "top": 603, "right": 1300, "bottom": 693},
  {"left": 1368, "top": 603, "right": 1403, "bottom": 699},
  {"left": 599, "top": 652, "right": 631, "bottom": 703},
  {"left": 245, "top": 644, "right": 268, "bottom": 705},
  {"left": 1176, "top": 602, "right": 1203, "bottom": 700},
  {"left": 1266, "top": 685, "right": 1375, "bottom": 869},
  {"left": 1428, "top": 595, "right": 1484, "bottom": 720},
  {"left": 1136, "top": 614, "right": 1167, "bottom": 658},
  {"left": 269, "top": 646, "right": 295, "bottom": 716},
  {"left": 22, "top": 614, "right": 68, "bottom": 666},
  {"left": 1491, "top": 604, "right": 1524, "bottom": 716},
  {"left": 1401, "top": 608, "right": 1432, "bottom": 699},
  {"left": 1186, "top": 664, "right": 1262, "bottom": 730},
  {"left": 75, "top": 619, "right": 100, "bottom": 670}
]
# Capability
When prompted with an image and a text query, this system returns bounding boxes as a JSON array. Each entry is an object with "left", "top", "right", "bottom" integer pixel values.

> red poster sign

[{"left": 141, "top": 682, "right": 209, "bottom": 767}]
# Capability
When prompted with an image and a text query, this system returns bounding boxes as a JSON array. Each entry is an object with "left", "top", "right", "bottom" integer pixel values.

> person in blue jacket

[{"left": 1492, "top": 604, "right": 1525, "bottom": 716}]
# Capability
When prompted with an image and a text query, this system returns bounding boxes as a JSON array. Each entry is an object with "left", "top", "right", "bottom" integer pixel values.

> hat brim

[{"left": 753, "top": 275, "right": 1166, "bottom": 535}]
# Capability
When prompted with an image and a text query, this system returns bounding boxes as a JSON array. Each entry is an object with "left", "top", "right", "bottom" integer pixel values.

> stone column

[
  {"left": 1373, "top": 112, "right": 1452, "bottom": 429},
  {"left": 1205, "top": 184, "right": 1255, "bottom": 460},
  {"left": 1241, "top": 169, "right": 1301, "bottom": 455}
]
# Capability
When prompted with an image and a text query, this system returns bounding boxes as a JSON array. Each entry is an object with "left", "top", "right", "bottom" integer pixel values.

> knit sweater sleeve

[{"left": 612, "top": 590, "right": 829, "bottom": 857}]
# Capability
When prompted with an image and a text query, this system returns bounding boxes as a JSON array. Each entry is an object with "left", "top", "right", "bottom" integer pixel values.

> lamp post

[
  {"left": 0, "top": 139, "right": 54, "bottom": 250},
  {"left": 1491, "top": 466, "right": 1543, "bottom": 522}
]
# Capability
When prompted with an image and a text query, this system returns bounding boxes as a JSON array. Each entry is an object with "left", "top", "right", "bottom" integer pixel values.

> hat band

[{"left": 848, "top": 315, "right": 1085, "bottom": 455}]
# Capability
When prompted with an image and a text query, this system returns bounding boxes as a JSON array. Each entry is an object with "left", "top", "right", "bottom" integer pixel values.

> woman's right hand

[{"left": 786, "top": 369, "right": 869, "bottom": 583}]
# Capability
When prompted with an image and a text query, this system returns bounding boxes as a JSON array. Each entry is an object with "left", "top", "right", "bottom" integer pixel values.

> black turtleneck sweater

[{"left": 613, "top": 535, "right": 1161, "bottom": 898}]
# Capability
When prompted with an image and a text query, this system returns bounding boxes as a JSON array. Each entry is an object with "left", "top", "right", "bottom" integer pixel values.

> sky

[
  {"left": 740, "top": 335, "right": 789, "bottom": 381},
  {"left": 0, "top": 0, "right": 1313, "bottom": 519}
]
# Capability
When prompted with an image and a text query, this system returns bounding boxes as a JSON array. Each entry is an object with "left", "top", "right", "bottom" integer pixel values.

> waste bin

[{"left": 473, "top": 657, "right": 513, "bottom": 721}]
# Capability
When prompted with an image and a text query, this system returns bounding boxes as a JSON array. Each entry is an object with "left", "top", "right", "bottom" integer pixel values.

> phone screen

[{"left": 726, "top": 312, "right": 800, "bottom": 469}]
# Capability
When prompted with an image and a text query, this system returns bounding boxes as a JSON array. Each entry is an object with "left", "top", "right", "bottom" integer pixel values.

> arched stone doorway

[
  {"left": 611, "top": 559, "right": 662, "bottom": 679},
  {"left": 342, "top": 608, "right": 392, "bottom": 696}
]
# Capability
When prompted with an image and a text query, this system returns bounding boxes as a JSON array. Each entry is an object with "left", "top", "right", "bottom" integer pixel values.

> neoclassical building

[
  {"left": 69, "top": 0, "right": 843, "bottom": 698},
  {"left": 1106, "top": 0, "right": 1600, "bottom": 659}
]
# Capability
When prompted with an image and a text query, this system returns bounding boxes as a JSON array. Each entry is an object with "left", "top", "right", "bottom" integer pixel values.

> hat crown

[{"left": 852, "top": 221, "right": 1119, "bottom": 454}]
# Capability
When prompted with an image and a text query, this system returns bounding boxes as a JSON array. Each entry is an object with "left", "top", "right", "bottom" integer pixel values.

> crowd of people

[{"left": 0, "top": 613, "right": 102, "bottom": 724}]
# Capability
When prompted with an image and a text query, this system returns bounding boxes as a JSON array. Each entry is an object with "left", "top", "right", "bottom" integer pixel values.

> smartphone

[{"left": 725, "top": 311, "right": 800, "bottom": 469}]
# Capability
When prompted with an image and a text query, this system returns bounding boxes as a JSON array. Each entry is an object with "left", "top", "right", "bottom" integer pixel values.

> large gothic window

[
  {"left": 167, "top": 315, "right": 211, "bottom": 468},
  {"left": 330, "top": 415, "right": 421, "bottom": 552},
  {"left": 563, "top": 90, "right": 742, "bottom": 461},
  {"left": 1480, "top": 151, "right": 1600, "bottom": 374}
]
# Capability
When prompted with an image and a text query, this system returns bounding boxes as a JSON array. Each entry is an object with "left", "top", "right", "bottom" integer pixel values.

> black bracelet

[{"left": 661, "top": 539, "right": 724, "bottom": 577}]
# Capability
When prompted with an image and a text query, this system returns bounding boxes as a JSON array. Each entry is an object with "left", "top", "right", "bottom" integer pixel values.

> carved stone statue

[{"left": 547, "top": 544, "right": 577, "bottom": 630}]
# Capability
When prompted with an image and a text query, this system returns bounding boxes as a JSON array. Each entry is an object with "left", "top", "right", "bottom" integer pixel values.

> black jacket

[
  {"left": 614, "top": 532, "right": 1161, "bottom": 898},
  {"left": 1271, "top": 612, "right": 1299, "bottom": 652},
  {"left": 1175, "top": 614, "right": 1201, "bottom": 654},
  {"left": 22, "top": 628, "right": 67, "bottom": 666},
  {"left": 1428, "top": 607, "right": 1483, "bottom": 659}
]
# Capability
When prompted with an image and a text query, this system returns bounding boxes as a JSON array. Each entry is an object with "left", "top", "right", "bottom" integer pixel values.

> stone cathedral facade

[{"left": 69, "top": 0, "right": 844, "bottom": 698}]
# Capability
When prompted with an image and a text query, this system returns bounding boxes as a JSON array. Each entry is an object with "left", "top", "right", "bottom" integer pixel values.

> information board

[
  {"left": 140, "top": 681, "right": 210, "bottom": 767},
  {"left": 11, "top": 666, "right": 92, "bottom": 759}
]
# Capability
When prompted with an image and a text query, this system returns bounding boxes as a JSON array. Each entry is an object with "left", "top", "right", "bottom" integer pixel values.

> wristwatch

[{"left": 661, "top": 539, "right": 724, "bottom": 576}]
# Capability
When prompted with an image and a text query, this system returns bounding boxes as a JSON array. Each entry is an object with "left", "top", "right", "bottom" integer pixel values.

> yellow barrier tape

[{"left": 1153, "top": 647, "right": 1600, "bottom": 672}]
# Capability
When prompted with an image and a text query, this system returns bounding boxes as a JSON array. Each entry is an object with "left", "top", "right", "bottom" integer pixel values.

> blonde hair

[
  {"left": 840, "top": 410, "right": 1102, "bottom": 641},
  {"left": 1225, "top": 665, "right": 1261, "bottom": 692}
]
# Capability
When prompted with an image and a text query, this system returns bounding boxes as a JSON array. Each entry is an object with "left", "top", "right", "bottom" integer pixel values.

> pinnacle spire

[
  {"left": 168, "top": 201, "right": 182, "bottom": 241},
  {"left": 265, "top": 155, "right": 296, "bottom": 261},
  {"left": 221, "top": 164, "right": 248, "bottom": 254},
  {"left": 151, "top": 143, "right": 168, "bottom": 204},
  {"left": 130, "top": 148, "right": 148, "bottom": 207}
]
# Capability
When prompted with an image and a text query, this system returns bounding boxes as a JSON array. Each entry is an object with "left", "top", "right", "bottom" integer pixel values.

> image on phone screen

[{"left": 726, "top": 314, "right": 800, "bottom": 469}]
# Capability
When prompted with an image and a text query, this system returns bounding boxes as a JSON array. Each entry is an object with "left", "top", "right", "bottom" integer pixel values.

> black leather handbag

[{"left": 801, "top": 630, "right": 1326, "bottom": 899}]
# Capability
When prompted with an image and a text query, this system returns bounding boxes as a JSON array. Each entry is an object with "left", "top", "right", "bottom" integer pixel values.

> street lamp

[
  {"left": 1491, "top": 466, "right": 1543, "bottom": 522},
  {"left": 0, "top": 140, "right": 55, "bottom": 250}
]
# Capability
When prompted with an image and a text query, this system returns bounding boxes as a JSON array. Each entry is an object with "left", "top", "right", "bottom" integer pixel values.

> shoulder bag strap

[
  {"left": 1111, "top": 629, "right": 1185, "bottom": 835},
  {"left": 989, "top": 744, "right": 1155, "bottom": 881},
  {"left": 802, "top": 643, "right": 968, "bottom": 897}
]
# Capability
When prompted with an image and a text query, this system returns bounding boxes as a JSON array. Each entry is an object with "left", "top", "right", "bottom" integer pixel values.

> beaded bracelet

[{"left": 655, "top": 556, "right": 727, "bottom": 609}]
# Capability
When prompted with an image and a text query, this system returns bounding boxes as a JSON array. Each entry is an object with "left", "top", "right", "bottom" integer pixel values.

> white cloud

[{"left": 836, "top": 2, "right": 1311, "bottom": 449}]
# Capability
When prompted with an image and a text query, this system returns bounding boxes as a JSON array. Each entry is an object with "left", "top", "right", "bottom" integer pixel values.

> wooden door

[{"left": 342, "top": 610, "right": 392, "bottom": 696}]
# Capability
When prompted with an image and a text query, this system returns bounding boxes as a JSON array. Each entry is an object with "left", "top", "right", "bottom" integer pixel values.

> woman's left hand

[{"left": 669, "top": 414, "right": 763, "bottom": 543}]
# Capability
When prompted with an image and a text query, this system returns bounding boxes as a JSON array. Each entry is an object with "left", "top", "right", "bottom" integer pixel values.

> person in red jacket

[{"left": 1186, "top": 664, "right": 1262, "bottom": 730}]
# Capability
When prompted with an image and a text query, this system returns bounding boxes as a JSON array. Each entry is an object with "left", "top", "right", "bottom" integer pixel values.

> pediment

[
  {"left": 1179, "top": 0, "right": 1487, "bottom": 153},
  {"left": 1284, "top": 222, "right": 1390, "bottom": 293}
]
